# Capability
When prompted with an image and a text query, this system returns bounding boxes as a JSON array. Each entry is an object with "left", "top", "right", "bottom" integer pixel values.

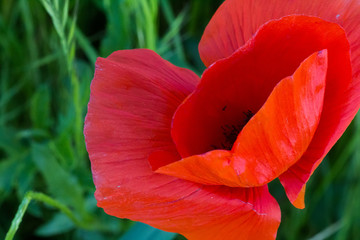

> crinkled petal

[
  {"left": 171, "top": 16, "right": 350, "bottom": 160},
  {"left": 84, "top": 49, "right": 198, "bottom": 170},
  {"left": 199, "top": 0, "right": 360, "bottom": 75},
  {"left": 201, "top": 2, "right": 359, "bottom": 205},
  {"left": 97, "top": 182, "right": 280, "bottom": 240},
  {"left": 84, "top": 49, "right": 280, "bottom": 240},
  {"left": 165, "top": 16, "right": 350, "bottom": 188},
  {"left": 158, "top": 50, "right": 327, "bottom": 187}
]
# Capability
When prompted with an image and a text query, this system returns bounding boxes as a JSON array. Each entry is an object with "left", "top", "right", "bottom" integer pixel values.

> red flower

[{"left": 84, "top": 1, "right": 360, "bottom": 239}]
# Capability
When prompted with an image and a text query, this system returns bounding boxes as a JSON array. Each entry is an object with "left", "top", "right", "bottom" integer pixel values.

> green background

[{"left": 1, "top": 0, "right": 359, "bottom": 239}]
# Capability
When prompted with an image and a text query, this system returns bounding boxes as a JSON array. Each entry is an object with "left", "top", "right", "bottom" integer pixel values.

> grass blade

[{"left": 5, "top": 191, "right": 86, "bottom": 240}]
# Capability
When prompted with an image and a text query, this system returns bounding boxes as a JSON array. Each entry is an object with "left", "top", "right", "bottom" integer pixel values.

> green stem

[{"left": 5, "top": 191, "right": 88, "bottom": 240}]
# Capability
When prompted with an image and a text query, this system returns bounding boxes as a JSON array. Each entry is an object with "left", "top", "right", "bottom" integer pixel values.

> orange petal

[
  {"left": 172, "top": 16, "right": 349, "bottom": 160},
  {"left": 98, "top": 184, "right": 281, "bottom": 240},
  {"left": 292, "top": 184, "right": 306, "bottom": 209},
  {"left": 200, "top": 0, "right": 360, "bottom": 205},
  {"left": 85, "top": 49, "right": 280, "bottom": 239},
  {"left": 158, "top": 50, "right": 327, "bottom": 187}
]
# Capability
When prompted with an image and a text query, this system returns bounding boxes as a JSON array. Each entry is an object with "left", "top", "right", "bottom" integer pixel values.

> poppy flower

[{"left": 84, "top": 0, "right": 360, "bottom": 239}]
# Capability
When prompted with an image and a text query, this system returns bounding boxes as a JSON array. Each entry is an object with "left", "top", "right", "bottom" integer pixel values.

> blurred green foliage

[{"left": 0, "top": 0, "right": 359, "bottom": 239}]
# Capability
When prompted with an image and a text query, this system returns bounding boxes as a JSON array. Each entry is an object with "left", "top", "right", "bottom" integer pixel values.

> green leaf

[
  {"left": 31, "top": 142, "right": 86, "bottom": 217},
  {"left": 15, "top": 154, "right": 37, "bottom": 198},
  {"left": 0, "top": 158, "right": 18, "bottom": 195},
  {"left": 36, "top": 213, "right": 75, "bottom": 236},
  {"left": 75, "top": 229, "right": 107, "bottom": 240},
  {"left": 119, "top": 222, "right": 176, "bottom": 240},
  {"left": 75, "top": 27, "right": 98, "bottom": 64},
  {"left": 30, "top": 85, "right": 52, "bottom": 129},
  {"left": 0, "top": 127, "right": 21, "bottom": 155}
]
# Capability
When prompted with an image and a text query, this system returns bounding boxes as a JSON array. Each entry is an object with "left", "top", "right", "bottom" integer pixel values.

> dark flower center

[{"left": 211, "top": 109, "right": 254, "bottom": 151}]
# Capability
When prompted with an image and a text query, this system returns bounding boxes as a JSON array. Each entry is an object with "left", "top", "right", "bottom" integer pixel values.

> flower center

[{"left": 212, "top": 110, "right": 254, "bottom": 150}]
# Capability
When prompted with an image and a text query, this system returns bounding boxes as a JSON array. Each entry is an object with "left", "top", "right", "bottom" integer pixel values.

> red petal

[
  {"left": 231, "top": 51, "right": 327, "bottom": 186},
  {"left": 158, "top": 50, "right": 327, "bottom": 187},
  {"left": 279, "top": 69, "right": 360, "bottom": 207},
  {"left": 84, "top": 49, "right": 280, "bottom": 239},
  {"left": 199, "top": 0, "right": 360, "bottom": 75},
  {"left": 98, "top": 183, "right": 280, "bottom": 240},
  {"left": 148, "top": 150, "right": 179, "bottom": 171},
  {"left": 85, "top": 48, "right": 198, "bottom": 186},
  {"left": 172, "top": 16, "right": 349, "bottom": 160},
  {"left": 201, "top": 4, "right": 359, "bottom": 204}
]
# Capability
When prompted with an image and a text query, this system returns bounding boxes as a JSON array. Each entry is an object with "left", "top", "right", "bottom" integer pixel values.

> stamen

[
  {"left": 211, "top": 110, "right": 254, "bottom": 150},
  {"left": 243, "top": 110, "right": 254, "bottom": 121}
]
